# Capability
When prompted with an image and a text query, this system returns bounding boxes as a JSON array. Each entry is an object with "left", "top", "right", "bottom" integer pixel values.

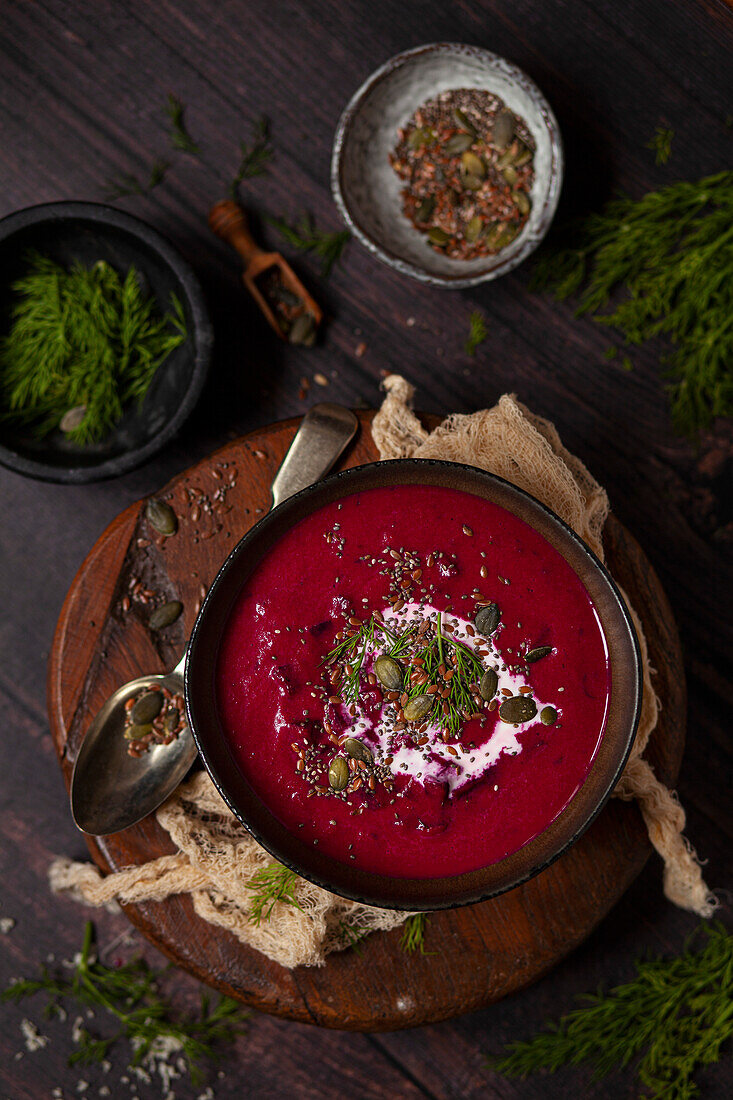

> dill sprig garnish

[
  {"left": 530, "top": 171, "right": 733, "bottom": 437},
  {"left": 647, "top": 125, "right": 674, "bottom": 166},
  {"left": 265, "top": 212, "right": 351, "bottom": 277},
  {"left": 400, "top": 913, "right": 432, "bottom": 954},
  {"left": 489, "top": 923, "right": 733, "bottom": 1100},
  {"left": 325, "top": 615, "right": 408, "bottom": 705},
  {"left": 103, "top": 158, "right": 170, "bottom": 200},
  {"left": 408, "top": 616, "right": 484, "bottom": 737},
  {"left": 465, "top": 309, "right": 488, "bottom": 356},
  {"left": 164, "top": 93, "right": 200, "bottom": 155},
  {"left": 246, "top": 864, "right": 302, "bottom": 926},
  {"left": 229, "top": 115, "right": 273, "bottom": 197},
  {"left": 326, "top": 612, "right": 483, "bottom": 738},
  {"left": 0, "top": 252, "right": 187, "bottom": 444},
  {"left": 1, "top": 922, "right": 247, "bottom": 1085}
]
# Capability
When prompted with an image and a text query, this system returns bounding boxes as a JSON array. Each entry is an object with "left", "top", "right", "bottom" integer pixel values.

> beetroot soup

[{"left": 215, "top": 484, "right": 610, "bottom": 878}]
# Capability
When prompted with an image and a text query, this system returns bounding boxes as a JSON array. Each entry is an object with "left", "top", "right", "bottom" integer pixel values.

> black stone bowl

[
  {"left": 186, "top": 459, "right": 642, "bottom": 911},
  {"left": 0, "top": 202, "right": 213, "bottom": 482}
]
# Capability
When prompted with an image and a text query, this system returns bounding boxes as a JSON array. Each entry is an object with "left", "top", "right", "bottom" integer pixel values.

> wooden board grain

[{"left": 46, "top": 411, "right": 685, "bottom": 1031}]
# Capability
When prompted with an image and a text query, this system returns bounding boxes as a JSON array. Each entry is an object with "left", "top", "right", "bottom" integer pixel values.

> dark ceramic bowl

[
  {"left": 186, "top": 459, "right": 641, "bottom": 910},
  {"left": 0, "top": 201, "right": 213, "bottom": 483},
  {"left": 331, "top": 43, "right": 563, "bottom": 288}
]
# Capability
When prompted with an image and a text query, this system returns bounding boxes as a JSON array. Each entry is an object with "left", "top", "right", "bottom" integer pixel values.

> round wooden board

[{"left": 47, "top": 411, "right": 685, "bottom": 1032}]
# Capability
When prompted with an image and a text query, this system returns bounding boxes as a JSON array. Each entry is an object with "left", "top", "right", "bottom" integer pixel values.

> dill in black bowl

[{"left": 0, "top": 251, "right": 187, "bottom": 445}]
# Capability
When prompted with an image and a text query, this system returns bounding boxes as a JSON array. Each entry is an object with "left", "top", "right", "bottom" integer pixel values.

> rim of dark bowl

[
  {"left": 0, "top": 201, "right": 213, "bottom": 483},
  {"left": 185, "top": 458, "right": 642, "bottom": 911},
  {"left": 331, "top": 42, "right": 564, "bottom": 289}
]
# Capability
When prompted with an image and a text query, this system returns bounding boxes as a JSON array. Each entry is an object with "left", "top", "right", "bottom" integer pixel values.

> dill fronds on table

[
  {"left": 0, "top": 252, "right": 187, "bottom": 444},
  {"left": 465, "top": 310, "right": 488, "bottom": 356},
  {"left": 265, "top": 212, "right": 351, "bottom": 277},
  {"left": 647, "top": 125, "right": 674, "bottom": 165},
  {"left": 489, "top": 923, "right": 733, "bottom": 1100},
  {"left": 164, "top": 92, "right": 200, "bottom": 155},
  {"left": 1, "top": 922, "right": 248, "bottom": 1086},
  {"left": 229, "top": 115, "right": 273, "bottom": 197},
  {"left": 103, "top": 158, "right": 170, "bottom": 200},
  {"left": 531, "top": 170, "right": 733, "bottom": 437}
]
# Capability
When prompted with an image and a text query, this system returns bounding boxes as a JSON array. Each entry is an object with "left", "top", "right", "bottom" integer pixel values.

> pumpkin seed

[
  {"left": 540, "top": 706, "right": 558, "bottom": 726},
  {"left": 415, "top": 196, "right": 435, "bottom": 222},
  {"left": 480, "top": 668, "right": 499, "bottom": 701},
  {"left": 374, "top": 655, "right": 403, "bottom": 691},
  {"left": 496, "top": 148, "right": 516, "bottom": 169},
  {"left": 328, "top": 755, "right": 349, "bottom": 791},
  {"left": 498, "top": 695, "right": 537, "bottom": 724},
  {"left": 272, "top": 286, "right": 302, "bottom": 308},
  {"left": 131, "top": 690, "right": 164, "bottom": 725},
  {"left": 60, "top": 404, "right": 87, "bottom": 433},
  {"left": 526, "top": 646, "right": 552, "bottom": 664},
  {"left": 124, "top": 723, "right": 153, "bottom": 741},
  {"left": 149, "top": 600, "right": 183, "bottom": 630},
  {"left": 403, "top": 695, "right": 433, "bottom": 722},
  {"left": 492, "top": 108, "right": 515, "bottom": 149},
  {"left": 474, "top": 603, "right": 500, "bottom": 636},
  {"left": 452, "top": 108, "right": 476, "bottom": 138},
  {"left": 289, "top": 313, "right": 316, "bottom": 346},
  {"left": 513, "top": 146, "right": 533, "bottom": 167},
  {"left": 460, "top": 151, "right": 486, "bottom": 180},
  {"left": 461, "top": 174, "right": 483, "bottom": 192},
  {"left": 502, "top": 165, "right": 518, "bottom": 186},
  {"left": 343, "top": 737, "right": 373, "bottom": 763},
  {"left": 465, "top": 215, "right": 483, "bottom": 243},
  {"left": 513, "top": 190, "right": 531, "bottom": 215},
  {"left": 145, "top": 499, "right": 177, "bottom": 537},
  {"left": 408, "top": 127, "right": 431, "bottom": 149},
  {"left": 487, "top": 223, "right": 519, "bottom": 250},
  {"left": 445, "top": 132, "right": 474, "bottom": 155},
  {"left": 427, "top": 227, "right": 451, "bottom": 247}
]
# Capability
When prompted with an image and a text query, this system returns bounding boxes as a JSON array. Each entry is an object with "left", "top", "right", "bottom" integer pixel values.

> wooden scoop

[{"left": 209, "top": 200, "right": 322, "bottom": 344}]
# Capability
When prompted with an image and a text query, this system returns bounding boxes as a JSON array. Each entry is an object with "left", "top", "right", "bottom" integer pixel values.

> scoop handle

[
  {"left": 209, "top": 200, "right": 262, "bottom": 268},
  {"left": 271, "top": 404, "right": 358, "bottom": 509}
]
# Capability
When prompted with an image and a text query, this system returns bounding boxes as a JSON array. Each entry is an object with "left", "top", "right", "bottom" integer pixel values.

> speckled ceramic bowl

[{"left": 331, "top": 43, "right": 563, "bottom": 288}]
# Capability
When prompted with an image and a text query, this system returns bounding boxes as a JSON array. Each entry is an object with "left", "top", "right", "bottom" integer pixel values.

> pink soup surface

[{"left": 215, "top": 485, "right": 610, "bottom": 878}]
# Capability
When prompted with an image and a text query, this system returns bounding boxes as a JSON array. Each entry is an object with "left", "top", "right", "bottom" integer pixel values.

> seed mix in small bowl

[{"left": 390, "top": 89, "right": 535, "bottom": 260}]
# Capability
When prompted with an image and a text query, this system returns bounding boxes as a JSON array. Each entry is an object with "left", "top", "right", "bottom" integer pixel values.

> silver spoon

[{"left": 70, "top": 403, "right": 358, "bottom": 835}]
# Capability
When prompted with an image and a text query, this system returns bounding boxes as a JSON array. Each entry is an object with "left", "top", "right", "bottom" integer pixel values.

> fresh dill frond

[
  {"left": 246, "top": 864, "right": 302, "bottom": 926},
  {"left": 0, "top": 252, "right": 187, "bottom": 443},
  {"left": 530, "top": 171, "right": 733, "bottom": 437},
  {"left": 408, "top": 619, "right": 484, "bottom": 737},
  {"left": 326, "top": 612, "right": 483, "bottom": 738},
  {"left": 229, "top": 115, "right": 273, "bottom": 196},
  {"left": 265, "top": 212, "right": 351, "bottom": 277},
  {"left": 647, "top": 125, "right": 674, "bottom": 166},
  {"left": 338, "top": 920, "right": 368, "bottom": 955},
  {"left": 489, "top": 923, "right": 733, "bottom": 1100},
  {"left": 164, "top": 93, "right": 200, "bottom": 154},
  {"left": 1, "top": 922, "right": 248, "bottom": 1085},
  {"left": 400, "top": 914, "right": 432, "bottom": 954},
  {"left": 464, "top": 310, "right": 488, "bottom": 356},
  {"left": 103, "top": 158, "right": 170, "bottom": 200}
]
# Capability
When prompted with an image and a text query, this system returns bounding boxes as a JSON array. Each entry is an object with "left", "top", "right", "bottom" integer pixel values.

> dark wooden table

[{"left": 1, "top": 2, "right": 731, "bottom": 1097}]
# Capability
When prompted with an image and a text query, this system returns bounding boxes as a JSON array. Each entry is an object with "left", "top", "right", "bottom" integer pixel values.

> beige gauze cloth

[{"left": 50, "top": 376, "right": 716, "bottom": 968}]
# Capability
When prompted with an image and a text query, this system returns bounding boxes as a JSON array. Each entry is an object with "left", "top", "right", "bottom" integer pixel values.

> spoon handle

[{"left": 271, "top": 403, "right": 358, "bottom": 508}]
